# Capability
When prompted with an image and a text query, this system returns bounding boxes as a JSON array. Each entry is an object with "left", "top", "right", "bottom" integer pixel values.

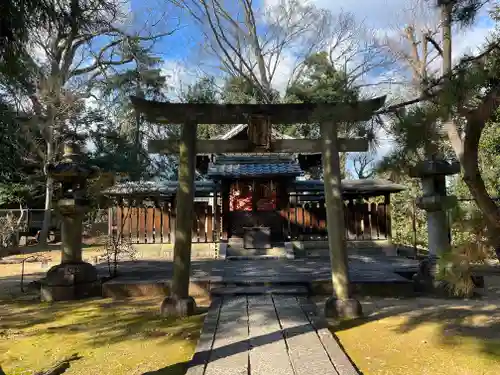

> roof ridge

[{"left": 213, "top": 123, "right": 296, "bottom": 140}]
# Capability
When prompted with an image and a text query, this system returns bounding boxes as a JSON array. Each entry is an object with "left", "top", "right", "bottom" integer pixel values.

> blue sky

[
  {"left": 123, "top": 0, "right": 496, "bottom": 175},
  {"left": 126, "top": 0, "right": 496, "bottom": 95}
]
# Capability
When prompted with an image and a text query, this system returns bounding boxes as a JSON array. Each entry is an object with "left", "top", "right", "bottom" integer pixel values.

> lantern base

[{"left": 40, "top": 262, "right": 101, "bottom": 302}]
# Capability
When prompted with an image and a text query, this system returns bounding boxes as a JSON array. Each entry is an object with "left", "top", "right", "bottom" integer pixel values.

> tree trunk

[
  {"left": 171, "top": 120, "right": 197, "bottom": 299},
  {"left": 39, "top": 137, "right": 54, "bottom": 246},
  {"left": 320, "top": 120, "right": 351, "bottom": 300},
  {"left": 441, "top": 2, "right": 452, "bottom": 74},
  {"left": 462, "top": 136, "right": 500, "bottom": 249},
  {"left": 243, "top": 0, "right": 271, "bottom": 101},
  {"left": 440, "top": 2, "right": 500, "bottom": 251}
]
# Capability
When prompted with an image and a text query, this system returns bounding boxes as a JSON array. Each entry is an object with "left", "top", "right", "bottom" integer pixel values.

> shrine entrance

[
  {"left": 229, "top": 178, "right": 281, "bottom": 248},
  {"left": 129, "top": 95, "right": 386, "bottom": 318}
]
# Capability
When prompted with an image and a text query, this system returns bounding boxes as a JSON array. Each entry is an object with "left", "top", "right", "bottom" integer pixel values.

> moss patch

[
  {"left": 331, "top": 299, "right": 500, "bottom": 375},
  {"left": 0, "top": 296, "right": 204, "bottom": 375}
]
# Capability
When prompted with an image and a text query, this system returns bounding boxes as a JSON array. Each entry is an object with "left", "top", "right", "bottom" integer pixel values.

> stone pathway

[
  {"left": 95, "top": 256, "right": 418, "bottom": 283},
  {"left": 187, "top": 294, "right": 359, "bottom": 375}
]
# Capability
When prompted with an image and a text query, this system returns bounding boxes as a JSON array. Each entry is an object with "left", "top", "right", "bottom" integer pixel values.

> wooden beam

[
  {"left": 131, "top": 96, "right": 386, "bottom": 125},
  {"left": 270, "top": 139, "right": 368, "bottom": 153},
  {"left": 149, "top": 138, "right": 368, "bottom": 154}
]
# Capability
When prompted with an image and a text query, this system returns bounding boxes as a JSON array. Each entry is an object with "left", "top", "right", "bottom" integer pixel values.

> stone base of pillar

[
  {"left": 324, "top": 296, "right": 363, "bottom": 320},
  {"left": 160, "top": 296, "right": 197, "bottom": 317},
  {"left": 40, "top": 262, "right": 101, "bottom": 302}
]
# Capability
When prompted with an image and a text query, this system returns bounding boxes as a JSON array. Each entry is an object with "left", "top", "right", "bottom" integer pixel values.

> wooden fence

[
  {"left": 109, "top": 202, "right": 216, "bottom": 244},
  {"left": 109, "top": 199, "right": 390, "bottom": 244},
  {"left": 281, "top": 200, "right": 390, "bottom": 241}
]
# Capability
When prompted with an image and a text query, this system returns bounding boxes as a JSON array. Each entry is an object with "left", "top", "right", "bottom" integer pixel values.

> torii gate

[{"left": 130, "top": 96, "right": 386, "bottom": 319}]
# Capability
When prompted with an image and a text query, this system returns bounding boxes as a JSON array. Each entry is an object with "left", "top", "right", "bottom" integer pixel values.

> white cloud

[
  {"left": 161, "top": 60, "right": 207, "bottom": 100},
  {"left": 269, "top": 51, "right": 297, "bottom": 94}
]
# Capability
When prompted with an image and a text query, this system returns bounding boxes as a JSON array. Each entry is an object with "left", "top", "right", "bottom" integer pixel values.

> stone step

[
  {"left": 227, "top": 246, "right": 286, "bottom": 256},
  {"left": 226, "top": 245, "right": 294, "bottom": 260},
  {"left": 211, "top": 285, "right": 309, "bottom": 296},
  {"left": 226, "top": 255, "right": 287, "bottom": 260}
]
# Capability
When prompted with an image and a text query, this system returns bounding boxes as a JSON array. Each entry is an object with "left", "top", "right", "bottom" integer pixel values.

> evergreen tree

[{"left": 285, "top": 52, "right": 377, "bottom": 178}]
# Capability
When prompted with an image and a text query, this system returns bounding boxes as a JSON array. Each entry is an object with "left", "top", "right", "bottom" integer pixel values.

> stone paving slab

[
  {"left": 211, "top": 285, "right": 309, "bottom": 296},
  {"left": 186, "top": 294, "right": 360, "bottom": 375},
  {"left": 273, "top": 295, "right": 339, "bottom": 375},
  {"left": 204, "top": 296, "right": 249, "bottom": 375},
  {"left": 247, "top": 295, "right": 296, "bottom": 375},
  {"left": 298, "top": 297, "right": 359, "bottom": 375},
  {"left": 96, "top": 257, "right": 417, "bottom": 284},
  {"left": 186, "top": 298, "right": 222, "bottom": 375}
]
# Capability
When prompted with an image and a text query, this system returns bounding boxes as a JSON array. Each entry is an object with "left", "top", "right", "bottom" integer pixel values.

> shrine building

[{"left": 104, "top": 123, "right": 405, "bottom": 259}]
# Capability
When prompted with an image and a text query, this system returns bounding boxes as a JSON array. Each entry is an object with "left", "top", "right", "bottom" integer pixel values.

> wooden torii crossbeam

[{"left": 130, "top": 95, "right": 387, "bottom": 319}]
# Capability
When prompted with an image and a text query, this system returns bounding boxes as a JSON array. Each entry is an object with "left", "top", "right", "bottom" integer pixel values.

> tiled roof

[
  {"left": 292, "top": 179, "right": 406, "bottom": 194},
  {"left": 213, "top": 155, "right": 296, "bottom": 164},
  {"left": 207, "top": 162, "right": 303, "bottom": 178},
  {"left": 104, "top": 180, "right": 218, "bottom": 197}
]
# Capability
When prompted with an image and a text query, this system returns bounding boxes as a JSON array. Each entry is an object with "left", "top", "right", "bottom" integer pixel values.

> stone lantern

[
  {"left": 40, "top": 137, "right": 101, "bottom": 302},
  {"left": 410, "top": 159, "right": 460, "bottom": 290}
]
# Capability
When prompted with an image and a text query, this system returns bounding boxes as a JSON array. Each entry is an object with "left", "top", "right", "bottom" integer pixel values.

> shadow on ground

[
  {"left": 142, "top": 362, "right": 189, "bottom": 375},
  {"left": 0, "top": 293, "right": 205, "bottom": 348},
  {"left": 327, "top": 293, "right": 500, "bottom": 360}
]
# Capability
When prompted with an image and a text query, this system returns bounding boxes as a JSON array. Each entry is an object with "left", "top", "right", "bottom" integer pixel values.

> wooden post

[
  {"left": 320, "top": 121, "right": 362, "bottom": 319},
  {"left": 221, "top": 182, "right": 230, "bottom": 241},
  {"left": 160, "top": 120, "right": 198, "bottom": 317},
  {"left": 385, "top": 193, "right": 392, "bottom": 244}
]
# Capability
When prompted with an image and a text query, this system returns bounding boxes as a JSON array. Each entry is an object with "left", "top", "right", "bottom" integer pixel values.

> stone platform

[
  {"left": 99, "top": 255, "right": 419, "bottom": 299},
  {"left": 186, "top": 294, "right": 360, "bottom": 375}
]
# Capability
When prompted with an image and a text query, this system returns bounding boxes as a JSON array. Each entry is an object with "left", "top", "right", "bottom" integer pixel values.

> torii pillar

[
  {"left": 321, "top": 120, "right": 362, "bottom": 319},
  {"left": 160, "top": 119, "right": 198, "bottom": 317}
]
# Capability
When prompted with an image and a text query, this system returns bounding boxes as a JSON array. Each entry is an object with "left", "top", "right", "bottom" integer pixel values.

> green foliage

[
  {"left": 389, "top": 176, "right": 428, "bottom": 249},
  {"left": 180, "top": 76, "right": 232, "bottom": 139},
  {"left": 286, "top": 52, "right": 359, "bottom": 104},
  {"left": 378, "top": 106, "right": 442, "bottom": 175},
  {"left": 284, "top": 52, "right": 359, "bottom": 139},
  {"left": 0, "top": 184, "right": 36, "bottom": 207},
  {"left": 221, "top": 76, "right": 280, "bottom": 104},
  {"left": 0, "top": 102, "right": 25, "bottom": 182},
  {"left": 0, "top": 0, "right": 54, "bottom": 79},
  {"left": 91, "top": 40, "right": 173, "bottom": 180},
  {"left": 435, "top": 0, "right": 485, "bottom": 26},
  {"left": 89, "top": 128, "right": 148, "bottom": 176},
  {"left": 449, "top": 121, "right": 500, "bottom": 199},
  {"left": 284, "top": 51, "right": 381, "bottom": 177}
]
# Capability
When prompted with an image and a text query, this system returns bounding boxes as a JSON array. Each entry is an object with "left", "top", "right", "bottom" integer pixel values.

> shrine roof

[
  {"left": 207, "top": 163, "right": 303, "bottom": 179},
  {"left": 207, "top": 154, "right": 303, "bottom": 178},
  {"left": 292, "top": 179, "right": 406, "bottom": 195},
  {"left": 103, "top": 176, "right": 405, "bottom": 198},
  {"left": 104, "top": 180, "right": 218, "bottom": 197}
]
